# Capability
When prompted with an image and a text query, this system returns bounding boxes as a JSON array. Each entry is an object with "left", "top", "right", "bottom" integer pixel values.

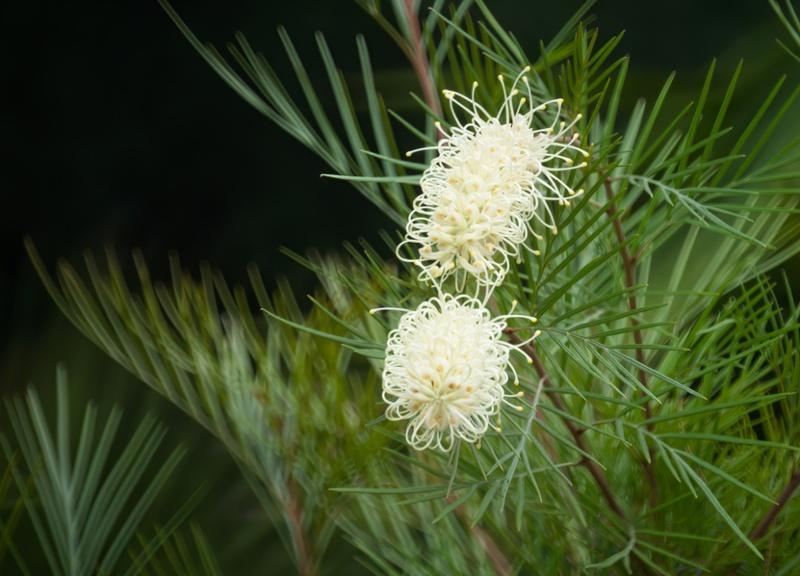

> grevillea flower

[
  {"left": 398, "top": 68, "right": 589, "bottom": 291},
  {"left": 372, "top": 293, "right": 539, "bottom": 451}
]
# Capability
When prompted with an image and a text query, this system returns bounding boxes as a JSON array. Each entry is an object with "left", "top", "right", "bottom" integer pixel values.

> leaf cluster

[
  {"left": 0, "top": 366, "right": 202, "bottom": 575},
  {"left": 22, "top": 240, "right": 388, "bottom": 574}
]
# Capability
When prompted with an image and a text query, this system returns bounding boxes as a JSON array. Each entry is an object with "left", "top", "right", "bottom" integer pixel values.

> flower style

[
  {"left": 399, "top": 68, "right": 589, "bottom": 291},
  {"left": 373, "top": 293, "right": 539, "bottom": 451}
]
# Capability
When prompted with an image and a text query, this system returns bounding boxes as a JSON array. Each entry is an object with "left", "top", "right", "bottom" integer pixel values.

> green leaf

[{"left": 1, "top": 367, "right": 188, "bottom": 576}]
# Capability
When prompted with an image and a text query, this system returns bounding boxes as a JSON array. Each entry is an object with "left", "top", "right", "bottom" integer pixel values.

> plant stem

[
  {"left": 448, "top": 494, "right": 512, "bottom": 575},
  {"left": 402, "top": 0, "right": 442, "bottom": 118},
  {"left": 602, "top": 179, "right": 652, "bottom": 416},
  {"left": 603, "top": 178, "right": 659, "bottom": 510},
  {"left": 285, "top": 479, "right": 316, "bottom": 576},
  {"left": 513, "top": 336, "right": 660, "bottom": 576},
  {"left": 471, "top": 523, "right": 512, "bottom": 576},
  {"left": 725, "top": 466, "right": 800, "bottom": 575},
  {"left": 359, "top": 0, "right": 441, "bottom": 117},
  {"left": 751, "top": 466, "right": 800, "bottom": 541},
  {"left": 512, "top": 335, "right": 627, "bottom": 521}
]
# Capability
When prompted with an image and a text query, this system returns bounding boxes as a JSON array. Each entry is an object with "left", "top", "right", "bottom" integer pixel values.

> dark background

[
  {"left": 0, "top": 0, "right": 793, "bottom": 360},
  {"left": 2, "top": 0, "right": 792, "bottom": 350},
  {"left": 0, "top": 1, "right": 796, "bottom": 573}
]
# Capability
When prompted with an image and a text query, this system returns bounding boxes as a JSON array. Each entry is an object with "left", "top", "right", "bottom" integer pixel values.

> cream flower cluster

[
  {"left": 398, "top": 68, "right": 589, "bottom": 291},
  {"left": 375, "top": 294, "right": 537, "bottom": 451},
  {"left": 378, "top": 69, "right": 583, "bottom": 451}
]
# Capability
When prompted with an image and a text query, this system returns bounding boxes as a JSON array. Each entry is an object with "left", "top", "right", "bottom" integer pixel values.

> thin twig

[
  {"left": 602, "top": 179, "right": 652, "bottom": 416},
  {"left": 448, "top": 494, "right": 512, "bottom": 576},
  {"left": 751, "top": 466, "right": 800, "bottom": 541},
  {"left": 470, "top": 523, "right": 512, "bottom": 576},
  {"left": 510, "top": 334, "right": 627, "bottom": 521},
  {"left": 512, "top": 335, "right": 660, "bottom": 576},
  {"left": 285, "top": 478, "right": 317, "bottom": 576},
  {"left": 358, "top": 1, "right": 441, "bottom": 117},
  {"left": 603, "top": 178, "right": 659, "bottom": 510},
  {"left": 402, "top": 0, "right": 442, "bottom": 118},
  {"left": 726, "top": 466, "right": 800, "bottom": 575}
]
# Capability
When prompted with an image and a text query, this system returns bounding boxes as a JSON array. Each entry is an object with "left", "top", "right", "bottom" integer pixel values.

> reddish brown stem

[
  {"left": 751, "top": 467, "right": 800, "bottom": 541},
  {"left": 285, "top": 479, "right": 316, "bottom": 576},
  {"left": 511, "top": 335, "right": 627, "bottom": 521},
  {"left": 603, "top": 179, "right": 659, "bottom": 510},
  {"left": 448, "top": 494, "right": 512, "bottom": 576},
  {"left": 515, "top": 336, "right": 661, "bottom": 576},
  {"left": 471, "top": 523, "right": 512, "bottom": 576},
  {"left": 402, "top": 0, "right": 442, "bottom": 118},
  {"left": 726, "top": 466, "right": 800, "bottom": 575},
  {"left": 603, "top": 179, "right": 651, "bottom": 415}
]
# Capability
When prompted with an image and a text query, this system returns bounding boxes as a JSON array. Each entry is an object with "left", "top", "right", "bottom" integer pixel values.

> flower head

[
  {"left": 374, "top": 293, "right": 538, "bottom": 451},
  {"left": 399, "top": 68, "right": 589, "bottom": 291}
]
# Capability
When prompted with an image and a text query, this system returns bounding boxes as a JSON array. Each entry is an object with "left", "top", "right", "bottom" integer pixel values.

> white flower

[
  {"left": 373, "top": 293, "right": 538, "bottom": 451},
  {"left": 399, "top": 68, "right": 589, "bottom": 291}
]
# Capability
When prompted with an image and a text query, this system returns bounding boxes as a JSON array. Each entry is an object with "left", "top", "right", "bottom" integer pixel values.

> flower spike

[
  {"left": 399, "top": 69, "right": 589, "bottom": 292},
  {"left": 374, "top": 293, "right": 539, "bottom": 451}
]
